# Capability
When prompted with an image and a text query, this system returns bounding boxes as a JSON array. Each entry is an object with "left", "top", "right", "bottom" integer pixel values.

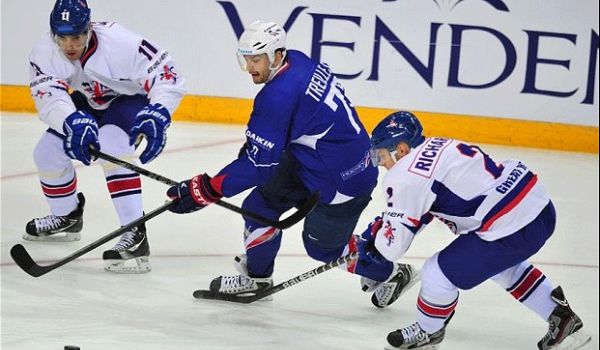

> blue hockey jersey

[{"left": 216, "top": 50, "right": 378, "bottom": 204}]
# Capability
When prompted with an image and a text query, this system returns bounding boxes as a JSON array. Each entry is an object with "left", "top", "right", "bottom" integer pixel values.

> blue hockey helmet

[
  {"left": 370, "top": 111, "right": 425, "bottom": 164},
  {"left": 50, "top": 0, "right": 91, "bottom": 36}
]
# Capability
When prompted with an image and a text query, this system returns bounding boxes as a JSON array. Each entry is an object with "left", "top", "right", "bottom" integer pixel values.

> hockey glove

[
  {"left": 357, "top": 216, "right": 387, "bottom": 265},
  {"left": 130, "top": 103, "right": 171, "bottom": 164},
  {"left": 166, "top": 174, "right": 223, "bottom": 214},
  {"left": 63, "top": 110, "right": 100, "bottom": 166}
]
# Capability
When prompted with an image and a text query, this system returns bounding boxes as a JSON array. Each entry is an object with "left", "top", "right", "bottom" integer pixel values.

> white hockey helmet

[{"left": 237, "top": 20, "right": 286, "bottom": 71}]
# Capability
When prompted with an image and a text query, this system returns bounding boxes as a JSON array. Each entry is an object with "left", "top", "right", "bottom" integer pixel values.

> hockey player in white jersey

[
  {"left": 358, "top": 111, "right": 591, "bottom": 349},
  {"left": 26, "top": 0, "right": 185, "bottom": 273}
]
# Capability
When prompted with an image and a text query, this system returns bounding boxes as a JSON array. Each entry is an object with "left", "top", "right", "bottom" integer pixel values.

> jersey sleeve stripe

[{"left": 479, "top": 172, "right": 538, "bottom": 232}]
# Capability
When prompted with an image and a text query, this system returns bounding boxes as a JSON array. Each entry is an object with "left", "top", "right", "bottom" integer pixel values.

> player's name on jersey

[
  {"left": 496, "top": 162, "right": 528, "bottom": 194},
  {"left": 409, "top": 137, "right": 451, "bottom": 177},
  {"left": 305, "top": 63, "right": 332, "bottom": 102}
]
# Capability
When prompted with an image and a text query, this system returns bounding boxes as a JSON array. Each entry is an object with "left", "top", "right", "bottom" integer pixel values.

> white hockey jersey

[
  {"left": 29, "top": 22, "right": 186, "bottom": 134},
  {"left": 374, "top": 137, "right": 550, "bottom": 262}
]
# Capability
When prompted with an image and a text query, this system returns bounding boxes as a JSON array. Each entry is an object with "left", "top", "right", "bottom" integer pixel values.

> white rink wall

[{"left": 1, "top": 0, "right": 598, "bottom": 126}]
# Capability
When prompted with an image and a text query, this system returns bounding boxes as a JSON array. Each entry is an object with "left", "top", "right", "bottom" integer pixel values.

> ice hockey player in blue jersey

[
  {"left": 26, "top": 0, "right": 185, "bottom": 273},
  {"left": 166, "top": 20, "right": 418, "bottom": 306},
  {"left": 360, "top": 111, "right": 591, "bottom": 349}
]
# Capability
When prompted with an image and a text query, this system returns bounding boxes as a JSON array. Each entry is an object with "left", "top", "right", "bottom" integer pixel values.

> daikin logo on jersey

[
  {"left": 246, "top": 130, "right": 275, "bottom": 150},
  {"left": 217, "top": 0, "right": 598, "bottom": 112}
]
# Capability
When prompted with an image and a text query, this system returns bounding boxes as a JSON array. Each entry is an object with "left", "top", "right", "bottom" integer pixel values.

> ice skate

[
  {"left": 24, "top": 192, "right": 85, "bottom": 242},
  {"left": 208, "top": 254, "right": 273, "bottom": 298},
  {"left": 385, "top": 322, "right": 445, "bottom": 350},
  {"left": 102, "top": 223, "right": 151, "bottom": 273},
  {"left": 367, "top": 263, "right": 419, "bottom": 308},
  {"left": 537, "top": 286, "right": 591, "bottom": 350}
]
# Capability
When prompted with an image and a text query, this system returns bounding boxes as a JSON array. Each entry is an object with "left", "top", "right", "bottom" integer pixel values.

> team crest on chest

[{"left": 82, "top": 80, "right": 117, "bottom": 106}]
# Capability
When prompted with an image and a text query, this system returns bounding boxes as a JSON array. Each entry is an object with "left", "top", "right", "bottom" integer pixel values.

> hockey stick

[
  {"left": 90, "top": 149, "right": 319, "bottom": 230},
  {"left": 10, "top": 200, "right": 176, "bottom": 278},
  {"left": 192, "top": 251, "right": 359, "bottom": 303}
]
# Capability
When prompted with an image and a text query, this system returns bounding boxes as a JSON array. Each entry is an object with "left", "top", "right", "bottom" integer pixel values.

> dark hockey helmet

[
  {"left": 370, "top": 111, "right": 425, "bottom": 152},
  {"left": 50, "top": 0, "right": 91, "bottom": 36}
]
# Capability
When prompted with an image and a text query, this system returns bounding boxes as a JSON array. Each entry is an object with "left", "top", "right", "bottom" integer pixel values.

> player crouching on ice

[
  {"left": 25, "top": 0, "right": 185, "bottom": 273},
  {"left": 358, "top": 111, "right": 591, "bottom": 349},
  {"left": 166, "top": 20, "right": 417, "bottom": 307}
]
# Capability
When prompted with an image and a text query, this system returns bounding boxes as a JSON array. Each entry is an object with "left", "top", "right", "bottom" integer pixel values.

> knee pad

[
  {"left": 420, "top": 253, "right": 459, "bottom": 303},
  {"left": 98, "top": 125, "right": 133, "bottom": 156},
  {"left": 33, "top": 132, "right": 73, "bottom": 179},
  {"left": 302, "top": 234, "right": 343, "bottom": 262},
  {"left": 301, "top": 195, "right": 370, "bottom": 251},
  {"left": 98, "top": 125, "right": 136, "bottom": 174}
]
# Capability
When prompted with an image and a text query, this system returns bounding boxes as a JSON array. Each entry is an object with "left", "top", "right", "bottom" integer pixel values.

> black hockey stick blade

[
  {"left": 274, "top": 191, "right": 320, "bottom": 230},
  {"left": 192, "top": 251, "right": 358, "bottom": 303},
  {"left": 192, "top": 289, "right": 257, "bottom": 304},
  {"left": 209, "top": 192, "right": 318, "bottom": 230},
  {"left": 91, "top": 149, "right": 319, "bottom": 230},
  {"left": 10, "top": 244, "right": 38, "bottom": 275},
  {"left": 10, "top": 200, "right": 175, "bottom": 278}
]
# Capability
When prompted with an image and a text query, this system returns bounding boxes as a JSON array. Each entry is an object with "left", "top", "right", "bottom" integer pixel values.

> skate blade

[
  {"left": 22, "top": 231, "right": 81, "bottom": 242},
  {"left": 553, "top": 329, "right": 592, "bottom": 350},
  {"left": 104, "top": 256, "right": 151, "bottom": 274},
  {"left": 192, "top": 289, "right": 273, "bottom": 303},
  {"left": 384, "top": 343, "right": 439, "bottom": 350}
]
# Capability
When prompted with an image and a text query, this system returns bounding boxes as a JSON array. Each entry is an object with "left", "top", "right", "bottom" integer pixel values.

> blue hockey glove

[
  {"left": 166, "top": 174, "right": 223, "bottom": 214},
  {"left": 129, "top": 103, "right": 170, "bottom": 164},
  {"left": 357, "top": 216, "right": 387, "bottom": 265},
  {"left": 63, "top": 110, "right": 100, "bottom": 166}
]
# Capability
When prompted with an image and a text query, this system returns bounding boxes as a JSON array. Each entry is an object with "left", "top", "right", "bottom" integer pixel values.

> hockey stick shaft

[
  {"left": 92, "top": 149, "right": 178, "bottom": 186},
  {"left": 10, "top": 200, "right": 176, "bottom": 277},
  {"left": 253, "top": 251, "right": 359, "bottom": 301},
  {"left": 91, "top": 149, "right": 318, "bottom": 230},
  {"left": 192, "top": 251, "right": 359, "bottom": 303}
]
